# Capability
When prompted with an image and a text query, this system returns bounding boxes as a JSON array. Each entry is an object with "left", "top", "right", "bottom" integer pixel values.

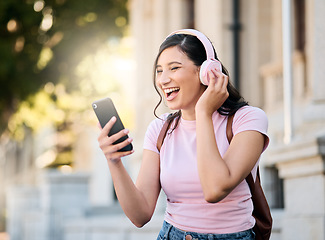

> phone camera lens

[{"left": 93, "top": 104, "right": 97, "bottom": 109}]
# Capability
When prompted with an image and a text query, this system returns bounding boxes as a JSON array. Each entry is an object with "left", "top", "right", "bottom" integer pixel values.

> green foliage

[
  {"left": 6, "top": 81, "right": 91, "bottom": 167},
  {"left": 0, "top": 0, "right": 128, "bottom": 133}
]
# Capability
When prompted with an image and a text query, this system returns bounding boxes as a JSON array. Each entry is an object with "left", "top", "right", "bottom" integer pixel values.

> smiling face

[{"left": 155, "top": 46, "right": 206, "bottom": 119}]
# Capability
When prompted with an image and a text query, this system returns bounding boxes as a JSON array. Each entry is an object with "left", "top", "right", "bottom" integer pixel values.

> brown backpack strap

[
  {"left": 246, "top": 167, "right": 259, "bottom": 193},
  {"left": 157, "top": 115, "right": 173, "bottom": 152},
  {"left": 246, "top": 166, "right": 273, "bottom": 239}
]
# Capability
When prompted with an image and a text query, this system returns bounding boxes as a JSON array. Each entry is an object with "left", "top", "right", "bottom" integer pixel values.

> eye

[
  {"left": 171, "top": 66, "right": 180, "bottom": 71},
  {"left": 156, "top": 69, "right": 162, "bottom": 74}
]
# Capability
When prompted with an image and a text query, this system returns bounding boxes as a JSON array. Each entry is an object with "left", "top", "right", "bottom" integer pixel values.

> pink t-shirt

[{"left": 143, "top": 106, "right": 269, "bottom": 234}]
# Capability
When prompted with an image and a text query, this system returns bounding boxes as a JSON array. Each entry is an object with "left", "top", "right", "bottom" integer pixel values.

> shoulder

[
  {"left": 145, "top": 113, "right": 171, "bottom": 139},
  {"left": 232, "top": 106, "right": 269, "bottom": 150},
  {"left": 232, "top": 106, "right": 268, "bottom": 134},
  {"left": 234, "top": 106, "right": 268, "bottom": 123},
  {"left": 147, "top": 113, "right": 170, "bottom": 131},
  {"left": 143, "top": 113, "right": 170, "bottom": 153}
]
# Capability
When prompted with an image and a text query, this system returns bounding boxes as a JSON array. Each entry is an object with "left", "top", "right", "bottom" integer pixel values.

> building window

[
  {"left": 187, "top": 0, "right": 195, "bottom": 29},
  {"left": 264, "top": 166, "right": 284, "bottom": 209},
  {"left": 294, "top": 0, "right": 305, "bottom": 52}
]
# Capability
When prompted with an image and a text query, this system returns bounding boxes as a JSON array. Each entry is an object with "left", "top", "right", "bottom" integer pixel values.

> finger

[
  {"left": 108, "top": 128, "right": 130, "bottom": 145},
  {"left": 212, "top": 69, "right": 226, "bottom": 88},
  {"left": 100, "top": 136, "right": 133, "bottom": 157},
  {"left": 108, "top": 149, "right": 134, "bottom": 162},
  {"left": 99, "top": 116, "right": 116, "bottom": 138},
  {"left": 222, "top": 74, "right": 229, "bottom": 88},
  {"left": 111, "top": 137, "right": 133, "bottom": 152},
  {"left": 104, "top": 138, "right": 133, "bottom": 158},
  {"left": 207, "top": 70, "right": 217, "bottom": 86}
]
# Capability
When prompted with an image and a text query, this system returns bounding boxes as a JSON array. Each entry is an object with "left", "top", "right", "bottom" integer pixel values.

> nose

[{"left": 157, "top": 71, "right": 171, "bottom": 85}]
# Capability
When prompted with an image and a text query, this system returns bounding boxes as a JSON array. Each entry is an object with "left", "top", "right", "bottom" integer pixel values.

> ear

[
  {"left": 197, "top": 66, "right": 201, "bottom": 72},
  {"left": 197, "top": 66, "right": 201, "bottom": 78}
]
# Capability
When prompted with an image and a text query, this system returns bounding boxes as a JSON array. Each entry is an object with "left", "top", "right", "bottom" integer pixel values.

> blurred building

[{"left": 3, "top": 0, "right": 325, "bottom": 239}]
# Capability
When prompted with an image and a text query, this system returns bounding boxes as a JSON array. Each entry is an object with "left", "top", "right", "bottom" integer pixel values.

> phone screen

[{"left": 92, "top": 97, "right": 133, "bottom": 152}]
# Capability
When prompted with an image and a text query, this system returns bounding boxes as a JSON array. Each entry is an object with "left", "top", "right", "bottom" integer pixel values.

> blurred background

[{"left": 1, "top": 0, "right": 325, "bottom": 239}]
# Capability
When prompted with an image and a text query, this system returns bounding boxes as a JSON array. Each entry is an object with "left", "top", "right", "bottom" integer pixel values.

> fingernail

[
  {"left": 124, "top": 150, "right": 134, "bottom": 156},
  {"left": 124, "top": 129, "right": 129, "bottom": 134},
  {"left": 111, "top": 116, "right": 116, "bottom": 121},
  {"left": 128, "top": 137, "right": 133, "bottom": 143}
]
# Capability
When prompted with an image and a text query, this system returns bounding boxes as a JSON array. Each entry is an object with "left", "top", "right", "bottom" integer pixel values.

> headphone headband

[
  {"left": 166, "top": 29, "right": 221, "bottom": 85},
  {"left": 166, "top": 29, "right": 215, "bottom": 60}
]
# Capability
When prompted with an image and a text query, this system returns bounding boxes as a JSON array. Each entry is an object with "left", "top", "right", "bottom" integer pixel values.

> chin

[{"left": 166, "top": 103, "right": 180, "bottom": 111}]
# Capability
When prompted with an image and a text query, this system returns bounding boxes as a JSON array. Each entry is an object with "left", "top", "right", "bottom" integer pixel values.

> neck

[{"left": 181, "top": 109, "right": 196, "bottom": 121}]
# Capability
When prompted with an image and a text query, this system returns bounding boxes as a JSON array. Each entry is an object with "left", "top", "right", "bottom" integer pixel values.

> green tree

[{"left": 0, "top": 0, "right": 128, "bottom": 133}]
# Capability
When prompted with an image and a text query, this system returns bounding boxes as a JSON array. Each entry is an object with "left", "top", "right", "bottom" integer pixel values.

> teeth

[{"left": 164, "top": 88, "right": 180, "bottom": 94}]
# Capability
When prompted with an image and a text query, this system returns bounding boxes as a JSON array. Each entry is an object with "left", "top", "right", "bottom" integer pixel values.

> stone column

[
  {"left": 195, "top": 0, "right": 227, "bottom": 63},
  {"left": 6, "top": 186, "right": 42, "bottom": 240},
  {"left": 308, "top": 0, "right": 325, "bottom": 102},
  {"left": 269, "top": 136, "right": 325, "bottom": 240},
  {"left": 40, "top": 170, "right": 90, "bottom": 240}
]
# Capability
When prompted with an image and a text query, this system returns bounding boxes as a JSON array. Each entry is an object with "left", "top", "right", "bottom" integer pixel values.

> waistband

[{"left": 158, "top": 221, "right": 255, "bottom": 240}]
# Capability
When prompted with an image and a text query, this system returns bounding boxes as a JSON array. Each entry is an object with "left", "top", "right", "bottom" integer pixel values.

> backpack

[{"left": 156, "top": 114, "right": 272, "bottom": 240}]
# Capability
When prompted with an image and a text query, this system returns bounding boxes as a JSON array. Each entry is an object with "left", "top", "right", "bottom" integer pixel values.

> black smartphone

[{"left": 92, "top": 97, "right": 133, "bottom": 152}]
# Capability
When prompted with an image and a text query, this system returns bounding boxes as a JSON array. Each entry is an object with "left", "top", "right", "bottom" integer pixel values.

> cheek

[
  {"left": 155, "top": 80, "right": 165, "bottom": 97},
  {"left": 190, "top": 70, "right": 201, "bottom": 85},
  {"left": 155, "top": 77, "right": 162, "bottom": 89},
  {"left": 188, "top": 74, "right": 202, "bottom": 88}
]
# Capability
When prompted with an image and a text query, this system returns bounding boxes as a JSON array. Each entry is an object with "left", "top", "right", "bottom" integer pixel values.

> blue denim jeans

[{"left": 157, "top": 221, "right": 255, "bottom": 240}]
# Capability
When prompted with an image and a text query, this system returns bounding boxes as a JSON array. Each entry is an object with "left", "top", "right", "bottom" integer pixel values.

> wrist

[
  {"left": 195, "top": 108, "right": 213, "bottom": 119},
  {"left": 107, "top": 157, "right": 123, "bottom": 167}
]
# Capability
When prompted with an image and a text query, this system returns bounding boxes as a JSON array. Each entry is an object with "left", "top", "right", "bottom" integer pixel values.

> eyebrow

[{"left": 156, "top": 61, "right": 182, "bottom": 68}]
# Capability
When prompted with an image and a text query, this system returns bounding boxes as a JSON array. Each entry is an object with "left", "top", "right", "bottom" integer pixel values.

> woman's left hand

[{"left": 195, "top": 68, "right": 229, "bottom": 116}]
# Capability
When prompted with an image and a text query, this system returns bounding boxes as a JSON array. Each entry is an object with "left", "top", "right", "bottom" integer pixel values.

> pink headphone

[{"left": 166, "top": 29, "right": 222, "bottom": 85}]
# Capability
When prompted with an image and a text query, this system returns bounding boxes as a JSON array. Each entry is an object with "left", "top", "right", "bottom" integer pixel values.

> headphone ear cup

[{"left": 199, "top": 59, "right": 222, "bottom": 85}]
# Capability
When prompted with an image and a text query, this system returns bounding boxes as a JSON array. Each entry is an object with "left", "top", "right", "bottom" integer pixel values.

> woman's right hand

[
  {"left": 97, "top": 116, "right": 134, "bottom": 163},
  {"left": 195, "top": 69, "right": 229, "bottom": 117}
]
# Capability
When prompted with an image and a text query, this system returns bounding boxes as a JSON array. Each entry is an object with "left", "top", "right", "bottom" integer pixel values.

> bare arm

[
  {"left": 196, "top": 113, "right": 265, "bottom": 202},
  {"left": 195, "top": 69, "right": 265, "bottom": 203},
  {"left": 98, "top": 117, "right": 161, "bottom": 227}
]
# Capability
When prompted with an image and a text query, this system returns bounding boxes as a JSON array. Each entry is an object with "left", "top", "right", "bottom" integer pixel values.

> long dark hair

[{"left": 153, "top": 33, "right": 248, "bottom": 130}]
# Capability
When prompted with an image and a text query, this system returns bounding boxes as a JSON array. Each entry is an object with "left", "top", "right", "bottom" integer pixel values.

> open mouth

[{"left": 164, "top": 87, "right": 180, "bottom": 100}]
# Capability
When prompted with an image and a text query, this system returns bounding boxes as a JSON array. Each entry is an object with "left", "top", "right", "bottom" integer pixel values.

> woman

[{"left": 97, "top": 29, "right": 269, "bottom": 240}]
